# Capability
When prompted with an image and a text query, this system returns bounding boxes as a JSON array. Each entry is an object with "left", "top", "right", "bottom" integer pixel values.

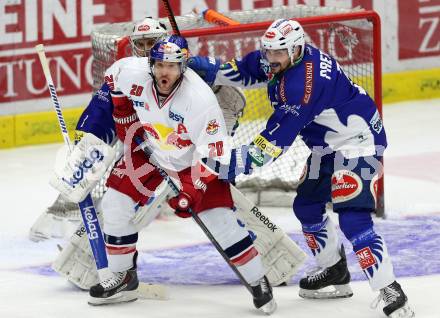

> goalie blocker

[{"left": 53, "top": 182, "right": 306, "bottom": 289}]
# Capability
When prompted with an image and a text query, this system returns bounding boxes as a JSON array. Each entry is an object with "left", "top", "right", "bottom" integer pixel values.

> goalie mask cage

[{"left": 90, "top": 5, "right": 384, "bottom": 215}]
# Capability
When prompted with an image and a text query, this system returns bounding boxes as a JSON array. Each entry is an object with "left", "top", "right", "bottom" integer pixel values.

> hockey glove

[
  {"left": 187, "top": 56, "right": 220, "bottom": 86},
  {"left": 168, "top": 173, "right": 206, "bottom": 218},
  {"left": 111, "top": 92, "right": 145, "bottom": 145}
]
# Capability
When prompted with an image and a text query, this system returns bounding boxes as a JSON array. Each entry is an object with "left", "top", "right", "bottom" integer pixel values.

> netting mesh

[{"left": 88, "top": 5, "right": 376, "bottom": 204}]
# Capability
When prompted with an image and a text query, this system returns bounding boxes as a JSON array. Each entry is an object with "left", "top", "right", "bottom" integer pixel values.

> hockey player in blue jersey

[{"left": 188, "top": 19, "right": 414, "bottom": 318}]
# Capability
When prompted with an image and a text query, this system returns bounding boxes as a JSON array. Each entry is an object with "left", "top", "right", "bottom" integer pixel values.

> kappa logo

[{"left": 331, "top": 170, "right": 363, "bottom": 203}]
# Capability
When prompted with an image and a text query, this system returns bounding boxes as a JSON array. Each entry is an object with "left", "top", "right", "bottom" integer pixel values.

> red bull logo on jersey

[
  {"left": 143, "top": 123, "right": 192, "bottom": 150},
  {"left": 206, "top": 119, "right": 220, "bottom": 135}
]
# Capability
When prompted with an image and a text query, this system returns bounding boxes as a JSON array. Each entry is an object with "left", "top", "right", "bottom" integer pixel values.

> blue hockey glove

[{"left": 187, "top": 56, "right": 220, "bottom": 86}]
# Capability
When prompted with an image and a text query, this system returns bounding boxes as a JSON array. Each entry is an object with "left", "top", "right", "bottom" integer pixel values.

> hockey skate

[
  {"left": 371, "top": 281, "right": 415, "bottom": 318},
  {"left": 251, "top": 276, "right": 277, "bottom": 315},
  {"left": 299, "top": 245, "right": 353, "bottom": 299},
  {"left": 88, "top": 252, "right": 139, "bottom": 306}
]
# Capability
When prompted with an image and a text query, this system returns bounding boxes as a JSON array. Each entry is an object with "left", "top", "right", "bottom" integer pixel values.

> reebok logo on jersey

[
  {"left": 331, "top": 170, "right": 363, "bottom": 203},
  {"left": 303, "top": 62, "right": 313, "bottom": 104},
  {"left": 356, "top": 247, "right": 377, "bottom": 269}
]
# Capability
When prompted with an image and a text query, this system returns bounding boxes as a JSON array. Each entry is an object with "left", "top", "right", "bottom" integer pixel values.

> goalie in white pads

[
  {"left": 55, "top": 34, "right": 279, "bottom": 313},
  {"left": 29, "top": 17, "right": 169, "bottom": 242}
]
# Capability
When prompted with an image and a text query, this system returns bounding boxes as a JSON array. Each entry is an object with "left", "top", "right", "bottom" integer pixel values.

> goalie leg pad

[{"left": 231, "top": 186, "right": 307, "bottom": 286}]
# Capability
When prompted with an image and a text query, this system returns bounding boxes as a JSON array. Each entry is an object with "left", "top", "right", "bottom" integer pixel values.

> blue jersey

[
  {"left": 216, "top": 44, "right": 387, "bottom": 161},
  {"left": 74, "top": 82, "right": 116, "bottom": 145}
]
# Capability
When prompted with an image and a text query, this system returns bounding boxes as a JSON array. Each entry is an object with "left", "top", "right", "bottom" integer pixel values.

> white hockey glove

[
  {"left": 231, "top": 186, "right": 307, "bottom": 286},
  {"left": 50, "top": 133, "right": 116, "bottom": 203}
]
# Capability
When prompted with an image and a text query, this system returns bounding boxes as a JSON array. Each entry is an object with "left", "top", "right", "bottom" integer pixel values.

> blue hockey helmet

[{"left": 149, "top": 35, "right": 189, "bottom": 73}]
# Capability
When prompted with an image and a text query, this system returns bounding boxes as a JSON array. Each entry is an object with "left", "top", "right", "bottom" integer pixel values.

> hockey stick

[
  {"left": 36, "top": 44, "right": 110, "bottom": 281},
  {"left": 135, "top": 136, "right": 253, "bottom": 294},
  {"left": 161, "top": 0, "right": 181, "bottom": 36}
]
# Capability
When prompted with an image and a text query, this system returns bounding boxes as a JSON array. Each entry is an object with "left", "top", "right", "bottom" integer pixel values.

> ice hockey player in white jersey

[{"left": 86, "top": 35, "right": 276, "bottom": 314}]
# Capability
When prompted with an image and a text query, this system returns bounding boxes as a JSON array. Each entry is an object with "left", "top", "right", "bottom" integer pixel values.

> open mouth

[{"left": 160, "top": 78, "right": 169, "bottom": 86}]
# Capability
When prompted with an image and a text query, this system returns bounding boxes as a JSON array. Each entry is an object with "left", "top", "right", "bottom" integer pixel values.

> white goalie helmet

[
  {"left": 130, "top": 17, "right": 168, "bottom": 57},
  {"left": 261, "top": 19, "right": 305, "bottom": 64}
]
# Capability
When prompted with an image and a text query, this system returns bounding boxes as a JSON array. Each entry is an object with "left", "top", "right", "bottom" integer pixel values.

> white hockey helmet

[
  {"left": 261, "top": 19, "right": 305, "bottom": 65},
  {"left": 130, "top": 17, "right": 168, "bottom": 57}
]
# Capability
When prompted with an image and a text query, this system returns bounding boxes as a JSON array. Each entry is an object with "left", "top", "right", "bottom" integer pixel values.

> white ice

[{"left": 0, "top": 99, "right": 439, "bottom": 318}]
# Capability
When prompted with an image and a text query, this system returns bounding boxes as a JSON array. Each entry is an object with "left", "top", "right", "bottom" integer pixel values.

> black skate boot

[
  {"left": 251, "top": 276, "right": 277, "bottom": 315},
  {"left": 299, "top": 245, "right": 353, "bottom": 299},
  {"left": 372, "top": 281, "right": 415, "bottom": 318},
  {"left": 88, "top": 252, "right": 139, "bottom": 305}
]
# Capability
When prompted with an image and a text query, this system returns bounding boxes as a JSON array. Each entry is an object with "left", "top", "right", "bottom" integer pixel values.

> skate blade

[
  {"left": 258, "top": 299, "right": 277, "bottom": 315},
  {"left": 299, "top": 284, "right": 353, "bottom": 299},
  {"left": 389, "top": 303, "right": 415, "bottom": 318},
  {"left": 88, "top": 290, "right": 138, "bottom": 306},
  {"left": 137, "top": 283, "right": 169, "bottom": 300}
]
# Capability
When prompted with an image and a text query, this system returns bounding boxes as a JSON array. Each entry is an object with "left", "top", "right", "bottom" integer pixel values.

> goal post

[{"left": 90, "top": 6, "right": 384, "bottom": 215}]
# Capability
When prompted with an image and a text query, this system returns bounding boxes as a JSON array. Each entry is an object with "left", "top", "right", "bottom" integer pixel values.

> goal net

[{"left": 62, "top": 5, "right": 383, "bottom": 215}]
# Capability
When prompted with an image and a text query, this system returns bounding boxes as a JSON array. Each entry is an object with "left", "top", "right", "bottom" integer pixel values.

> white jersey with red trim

[{"left": 106, "top": 56, "right": 230, "bottom": 172}]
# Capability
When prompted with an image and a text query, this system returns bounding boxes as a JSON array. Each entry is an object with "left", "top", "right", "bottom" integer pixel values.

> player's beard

[{"left": 156, "top": 76, "right": 174, "bottom": 95}]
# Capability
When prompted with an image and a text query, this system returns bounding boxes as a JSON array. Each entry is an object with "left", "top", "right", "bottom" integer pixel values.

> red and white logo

[
  {"left": 206, "top": 119, "right": 220, "bottom": 135},
  {"left": 280, "top": 24, "right": 293, "bottom": 37},
  {"left": 265, "top": 31, "right": 276, "bottom": 39},
  {"left": 138, "top": 24, "right": 150, "bottom": 32},
  {"left": 331, "top": 170, "right": 363, "bottom": 203},
  {"left": 304, "top": 233, "right": 319, "bottom": 249},
  {"left": 356, "top": 247, "right": 376, "bottom": 270}
]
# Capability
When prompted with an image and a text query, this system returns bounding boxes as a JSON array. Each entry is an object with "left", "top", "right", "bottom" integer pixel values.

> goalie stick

[{"left": 35, "top": 44, "right": 110, "bottom": 281}]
